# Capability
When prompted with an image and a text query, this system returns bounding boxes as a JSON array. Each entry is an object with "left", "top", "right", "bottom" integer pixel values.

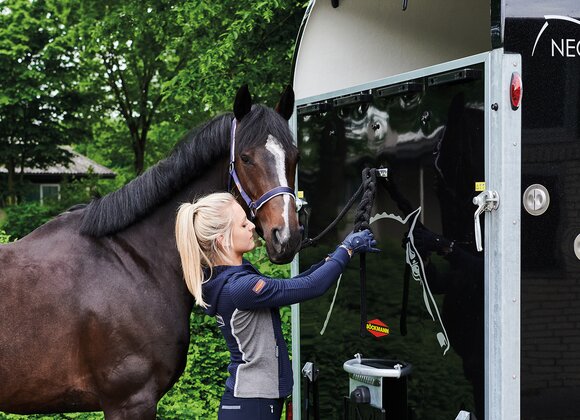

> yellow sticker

[
  {"left": 475, "top": 182, "right": 486, "bottom": 191},
  {"left": 297, "top": 190, "right": 304, "bottom": 199}
]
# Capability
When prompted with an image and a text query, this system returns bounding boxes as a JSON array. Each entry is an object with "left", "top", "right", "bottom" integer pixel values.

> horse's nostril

[
  {"left": 272, "top": 228, "right": 281, "bottom": 245},
  {"left": 270, "top": 228, "right": 283, "bottom": 253}
]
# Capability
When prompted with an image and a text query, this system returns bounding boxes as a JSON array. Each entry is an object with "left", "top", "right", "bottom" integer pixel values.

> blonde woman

[{"left": 175, "top": 192, "right": 378, "bottom": 420}]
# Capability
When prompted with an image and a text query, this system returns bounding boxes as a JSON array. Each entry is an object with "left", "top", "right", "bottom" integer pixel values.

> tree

[
  {"left": 73, "top": 0, "right": 307, "bottom": 176},
  {"left": 72, "top": 0, "right": 195, "bottom": 175},
  {"left": 165, "top": 0, "right": 308, "bottom": 118},
  {"left": 0, "top": 0, "right": 89, "bottom": 204}
]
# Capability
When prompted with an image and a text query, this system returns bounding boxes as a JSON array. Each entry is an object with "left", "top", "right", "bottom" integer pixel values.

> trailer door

[{"left": 292, "top": 51, "right": 521, "bottom": 419}]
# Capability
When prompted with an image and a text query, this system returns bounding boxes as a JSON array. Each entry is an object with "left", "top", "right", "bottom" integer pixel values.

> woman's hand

[{"left": 341, "top": 229, "right": 380, "bottom": 255}]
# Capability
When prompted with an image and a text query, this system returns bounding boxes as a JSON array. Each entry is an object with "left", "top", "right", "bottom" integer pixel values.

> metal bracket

[
  {"left": 376, "top": 168, "right": 388, "bottom": 178},
  {"left": 472, "top": 190, "right": 499, "bottom": 252},
  {"left": 302, "top": 361, "right": 319, "bottom": 382}
]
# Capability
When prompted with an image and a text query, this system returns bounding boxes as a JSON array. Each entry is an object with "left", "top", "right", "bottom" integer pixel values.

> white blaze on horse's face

[{"left": 265, "top": 134, "right": 291, "bottom": 246}]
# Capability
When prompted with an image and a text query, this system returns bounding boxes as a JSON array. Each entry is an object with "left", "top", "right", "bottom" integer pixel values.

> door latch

[{"left": 472, "top": 190, "right": 499, "bottom": 252}]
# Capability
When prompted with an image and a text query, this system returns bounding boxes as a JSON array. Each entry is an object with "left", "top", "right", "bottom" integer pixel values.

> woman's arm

[{"left": 229, "top": 247, "right": 351, "bottom": 310}]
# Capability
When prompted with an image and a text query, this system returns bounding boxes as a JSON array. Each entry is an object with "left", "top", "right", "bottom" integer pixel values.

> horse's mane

[
  {"left": 79, "top": 104, "right": 295, "bottom": 237},
  {"left": 79, "top": 113, "right": 233, "bottom": 237}
]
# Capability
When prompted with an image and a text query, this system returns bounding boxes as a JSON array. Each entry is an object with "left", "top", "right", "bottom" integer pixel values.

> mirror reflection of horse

[{"left": 0, "top": 85, "right": 301, "bottom": 419}]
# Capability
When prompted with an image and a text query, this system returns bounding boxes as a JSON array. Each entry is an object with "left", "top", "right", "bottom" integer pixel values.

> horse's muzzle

[{"left": 266, "top": 226, "right": 302, "bottom": 264}]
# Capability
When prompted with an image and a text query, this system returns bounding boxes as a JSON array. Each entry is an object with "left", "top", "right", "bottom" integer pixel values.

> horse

[{"left": 0, "top": 85, "right": 302, "bottom": 419}]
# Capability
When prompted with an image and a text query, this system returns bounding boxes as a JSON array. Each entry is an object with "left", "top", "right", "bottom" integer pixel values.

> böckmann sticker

[{"left": 366, "top": 318, "right": 390, "bottom": 338}]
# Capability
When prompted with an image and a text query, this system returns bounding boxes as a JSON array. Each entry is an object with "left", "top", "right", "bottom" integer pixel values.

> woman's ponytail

[
  {"left": 175, "top": 192, "right": 236, "bottom": 307},
  {"left": 176, "top": 203, "right": 207, "bottom": 307}
]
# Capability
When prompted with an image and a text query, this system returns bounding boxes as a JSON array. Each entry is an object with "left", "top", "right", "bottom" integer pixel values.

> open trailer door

[
  {"left": 292, "top": 50, "right": 521, "bottom": 420},
  {"left": 291, "top": 1, "right": 522, "bottom": 419}
]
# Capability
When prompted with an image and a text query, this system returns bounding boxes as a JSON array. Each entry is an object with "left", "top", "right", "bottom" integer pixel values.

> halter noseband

[{"left": 228, "top": 118, "right": 296, "bottom": 219}]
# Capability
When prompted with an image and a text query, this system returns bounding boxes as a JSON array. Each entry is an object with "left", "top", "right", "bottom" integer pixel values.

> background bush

[
  {"left": 0, "top": 229, "right": 9, "bottom": 244},
  {"left": 0, "top": 174, "right": 118, "bottom": 240}
]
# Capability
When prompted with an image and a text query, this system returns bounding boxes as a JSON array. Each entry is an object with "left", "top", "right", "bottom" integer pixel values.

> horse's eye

[{"left": 240, "top": 154, "right": 251, "bottom": 164}]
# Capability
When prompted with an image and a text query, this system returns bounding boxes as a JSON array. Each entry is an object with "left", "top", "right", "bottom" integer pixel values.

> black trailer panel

[
  {"left": 297, "top": 64, "right": 486, "bottom": 419},
  {"left": 505, "top": 15, "right": 580, "bottom": 420}
]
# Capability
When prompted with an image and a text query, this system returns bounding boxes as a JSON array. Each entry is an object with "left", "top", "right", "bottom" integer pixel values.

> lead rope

[
  {"left": 308, "top": 168, "right": 378, "bottom": 337},
  {"left": 353, "top": 168, "right": 377, "bottom": 337},
  {"left": 300, "top": 183, "right": 364, "bottom": 250}
]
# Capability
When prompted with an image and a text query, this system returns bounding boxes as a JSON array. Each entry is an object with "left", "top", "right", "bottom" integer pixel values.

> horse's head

[{"left": 230, "top": 85, "right": 301, "bottom": 264}]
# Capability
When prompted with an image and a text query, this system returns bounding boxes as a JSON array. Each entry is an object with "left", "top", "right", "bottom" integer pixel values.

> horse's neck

[{"left": 116, "top": 158, "right": 230, "bottom": 269}]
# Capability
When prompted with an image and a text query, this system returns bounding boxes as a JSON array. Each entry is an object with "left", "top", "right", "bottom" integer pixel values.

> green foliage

[
  {"left": 2, "top": 201, "right": 56, "bottom": 240},
  {"left": 168, "top": 0, "right": 308, "bottom": 115},
  {"left": 0, "top": 0, "right": 91, "bottom": 203},
  {"left": 1, "top": 173, "right": 117, "bottom": 239},
  {"left": 0, "top": 228, "right": 10, "bottom": 243}
]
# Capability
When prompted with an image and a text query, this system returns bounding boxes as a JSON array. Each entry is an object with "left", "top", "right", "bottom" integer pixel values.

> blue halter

[{"left": 229, "top": 119, "right": 296, "bottom": 219}]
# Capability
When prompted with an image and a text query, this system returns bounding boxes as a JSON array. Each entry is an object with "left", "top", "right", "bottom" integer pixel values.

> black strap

[
  {"left": 400, "top": 264, "right": 410, "bottom": 336},
  {"left": 358, "top": 253, "right": 367, "bottom": 337}
]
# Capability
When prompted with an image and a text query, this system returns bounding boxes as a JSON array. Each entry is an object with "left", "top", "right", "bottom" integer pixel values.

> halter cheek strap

[{"left": 228, "top": 118, "right": 296, "bottom": 219}]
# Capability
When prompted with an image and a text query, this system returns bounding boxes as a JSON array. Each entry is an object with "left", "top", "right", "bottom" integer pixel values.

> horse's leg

[
  {"left": 89, "top": 352, "right": 163, "bottom": 420},
  {"left": 102, "top": 403, "right": 157, "bottom": 420},
  {"left": 101, "top": 384, "right": 158, "bottom": 420}
]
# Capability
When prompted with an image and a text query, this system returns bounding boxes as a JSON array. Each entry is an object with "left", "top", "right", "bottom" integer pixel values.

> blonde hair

[{"left": 175, "top": 192, "right": 237, "bottom": 308}]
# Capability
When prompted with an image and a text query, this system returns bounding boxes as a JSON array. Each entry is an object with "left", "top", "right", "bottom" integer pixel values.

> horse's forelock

[{"left": 238, "top": 105, "right": 294, "bottom": 150}]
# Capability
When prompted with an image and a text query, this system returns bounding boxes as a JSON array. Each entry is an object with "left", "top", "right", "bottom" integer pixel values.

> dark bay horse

[{"left": 0, "top": 85, "right": 301, "bottom": 418}]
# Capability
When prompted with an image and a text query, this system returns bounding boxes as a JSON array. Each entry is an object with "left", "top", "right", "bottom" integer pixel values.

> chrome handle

[{"left": 472, "top": 190, "right": 499, "bottom": 252}]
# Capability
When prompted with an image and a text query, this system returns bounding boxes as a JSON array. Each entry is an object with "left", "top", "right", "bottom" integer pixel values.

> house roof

[{"left": 0, "top": 147, "right": 116, "bottom": 178}]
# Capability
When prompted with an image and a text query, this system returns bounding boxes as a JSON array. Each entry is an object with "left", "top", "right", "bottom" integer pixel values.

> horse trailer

[{"left": 290, "top": 1, "right": 580, "bottom": 419}]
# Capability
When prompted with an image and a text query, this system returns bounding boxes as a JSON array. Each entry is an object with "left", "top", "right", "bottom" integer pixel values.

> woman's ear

[{"left": 216, "top": 234, "right": 225, "bottom": 249}]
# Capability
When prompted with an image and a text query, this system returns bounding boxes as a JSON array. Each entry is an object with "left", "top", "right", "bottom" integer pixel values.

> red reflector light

[{"left": 510, "top": 72, "right": 522, "bottom": 109}]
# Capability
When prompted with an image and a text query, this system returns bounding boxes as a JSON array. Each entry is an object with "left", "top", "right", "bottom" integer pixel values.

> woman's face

[{"left": 228, "top": 201, "right": 256, "bottom": 261}]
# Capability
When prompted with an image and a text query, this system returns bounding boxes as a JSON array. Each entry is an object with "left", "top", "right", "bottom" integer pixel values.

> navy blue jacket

[{"left": 202, "top": 247, "right": 351, "bottom": 399}]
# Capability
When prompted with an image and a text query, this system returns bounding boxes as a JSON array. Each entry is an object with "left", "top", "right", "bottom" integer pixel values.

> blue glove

[{"left": 341, "top": 229, "right": 380, "bottom": 255}]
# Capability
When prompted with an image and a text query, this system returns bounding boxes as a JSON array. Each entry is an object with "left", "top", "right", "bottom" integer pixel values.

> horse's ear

[
  {"left": 276, "top": 85, "right": 295, "bottom": 120},
  {"left": 234, "top": 84, "right": 252, "bottom": 121}
]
